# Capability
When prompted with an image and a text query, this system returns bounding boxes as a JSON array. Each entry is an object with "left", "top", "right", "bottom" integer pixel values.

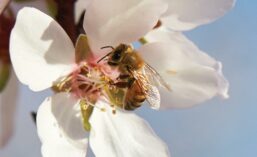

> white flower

[
  {"left": 10, "top": 0, "right": 169, "bottom": 156},
  {"left": 10, "top": 0, "right": 231, "bottom": 156}
]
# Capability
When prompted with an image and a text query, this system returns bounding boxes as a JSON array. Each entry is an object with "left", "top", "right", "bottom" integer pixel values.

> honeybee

[{"left": 98, "top": 44, "right": 171, "bottom": 110}]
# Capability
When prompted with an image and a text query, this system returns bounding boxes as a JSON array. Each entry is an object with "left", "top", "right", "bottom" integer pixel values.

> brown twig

[
  {"left": 0, "top": 12, "right": 15, "bottom": 64},
  {"left": 54, "top": 0, "right": 77, "bottom": 43}
]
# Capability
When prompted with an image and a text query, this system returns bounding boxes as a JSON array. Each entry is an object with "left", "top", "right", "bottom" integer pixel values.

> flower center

[
  {"left": 53, "top": 62, "right": 107, "bottom": 103},
  {"left": 53, "top": 62, "right": 122, "bottom": 131}
]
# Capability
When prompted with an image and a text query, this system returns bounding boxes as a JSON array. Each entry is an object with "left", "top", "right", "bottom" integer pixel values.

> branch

[{"left": 54, "top": 0, "right": 77, "bottom": 43}]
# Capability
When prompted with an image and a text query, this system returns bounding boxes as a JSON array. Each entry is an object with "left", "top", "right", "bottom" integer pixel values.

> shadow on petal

[
  {"left": 41, "top": 21, "right": 75, "bottom": 65},
  {"left": 50, "top": 93, "right": 88, "bottom": 143}
]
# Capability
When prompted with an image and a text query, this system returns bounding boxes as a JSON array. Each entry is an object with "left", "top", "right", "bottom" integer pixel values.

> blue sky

[{"left": 1, "top": 0, "right": 257, "bottom": 157}]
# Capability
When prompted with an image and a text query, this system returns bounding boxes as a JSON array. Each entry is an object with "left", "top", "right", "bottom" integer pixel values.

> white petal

[
  {"left": 161, "top": 0, "right": 235, "bottom": 31},
  {"left": 145, "top": 28, "right": 217, "bottom": 67},
  {"left": 75, "top": 0, "right": 92, "bottom": 23},
  {"left": 0, "top": 69, "right": 18, "bottom": 148},
  {"left": 138, "top": 33, "right": 229, "bottom": 108},
  {"left": 89, "top": 100, "right": 170, "bottom": 157},
  {"left": 214, "top": 62, "right": 229, "bottom": 99},
  {"left": 37, "top": 93, "right": 88, "bottom": 157},
  {"left": 84, "top": 0, "right": 168, "bottom": 56},
  {"left": 10, "top": 7, "right": 75, "bottom": 92}
]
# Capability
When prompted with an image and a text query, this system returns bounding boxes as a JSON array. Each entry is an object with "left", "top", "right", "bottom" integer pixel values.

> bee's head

[
  {"left": 108, "top": 44, "right": 128, "bottom": 66},
  {"left": 97, "top": 44, "right": 129, "bottom": 67}
]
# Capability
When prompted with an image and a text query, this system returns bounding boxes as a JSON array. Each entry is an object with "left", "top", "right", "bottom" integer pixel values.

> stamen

[
  {"left": 56, "top": 62, "right": 119, "bottom": 114},
  {"left": 77, "top": 74, "right": 105, "bottom": 84},
  {"left": 110, "top": 103, "right": 117, "bottom": 115},
  {"left": 81, "top": 99, "right": 106, "bottom": 112},
  {"left": 101, "top": 108, "right": 106, "bottom": 112},
  {"left": 53, "top": 76, "right": 72, "bottom": 92}
]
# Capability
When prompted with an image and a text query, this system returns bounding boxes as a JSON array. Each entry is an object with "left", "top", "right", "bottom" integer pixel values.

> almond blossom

[
  {"left": 10, "top": 0, "right": 230, "bottom": 156},
  {"left": 10, "top": 2, "right": 169, "bottom": 156}
]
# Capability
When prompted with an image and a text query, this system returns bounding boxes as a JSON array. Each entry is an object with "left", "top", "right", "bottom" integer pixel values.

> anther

[{"left": 101, "top": 108, "right": 106, "bottom": 112}]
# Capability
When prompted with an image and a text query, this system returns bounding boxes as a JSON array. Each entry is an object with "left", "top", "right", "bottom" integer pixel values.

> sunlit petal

[
  {"left": 89, "top": 100, "right": 170, "bottom": 157},
  {"left": 138, "top": 33, "right": 228, "bottom": 108},
  {"left": 37, "top": 93, "right": 88, "bottom": 157},
  {"left": 10, "top": 7, "right": 75, "bottom": 91}
]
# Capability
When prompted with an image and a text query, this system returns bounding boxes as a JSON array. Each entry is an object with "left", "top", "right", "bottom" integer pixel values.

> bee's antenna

[
  {"left": 97, "top": 52, "right": 112, "bottom": 63},
  {"left": 101, "top": 46, "right": 114, "bottom": 50},
  {"left": 97, "top": 46, "right": 114, "bottom": 63}
]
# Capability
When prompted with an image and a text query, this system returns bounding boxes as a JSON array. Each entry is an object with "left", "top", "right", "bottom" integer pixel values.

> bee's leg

[
  {"left": 127, "top": 77, "right": 136, "bottom": 88},
  {"left": 116, "top": 74, "right": 130, "bottom": 80},
  {"left": 116, "top": 65, "right": 133, "bottom": 80},
  {"left": 111, "top": 81, "right": 130, "bottom": 88},
  {"left": 112, "top": 74, "right": 135, "bottom": 88}
]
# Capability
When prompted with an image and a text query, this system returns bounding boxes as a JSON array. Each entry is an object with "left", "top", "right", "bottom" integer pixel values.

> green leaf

[
  {"left": 75, "top": 34, "right": 92, "bottom": 63},
  {"left": 0, "top": 64, "right": 10, "bottom": 92}
]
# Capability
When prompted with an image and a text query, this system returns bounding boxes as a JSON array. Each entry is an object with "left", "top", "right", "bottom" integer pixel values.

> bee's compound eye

[{"left": 112, "top": 51, "right": 122, "bottom": 61}]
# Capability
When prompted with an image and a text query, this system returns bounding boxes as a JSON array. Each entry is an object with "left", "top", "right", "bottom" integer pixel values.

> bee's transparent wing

[
  {"left": 144, "top": 83, "right": 160, "bottom": 109},
  {"left": 142, "top": 63, "right": 171, "bottom": 91},
  {"left": 131, "top": 71, "right": 161, "bottom": 109}
]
